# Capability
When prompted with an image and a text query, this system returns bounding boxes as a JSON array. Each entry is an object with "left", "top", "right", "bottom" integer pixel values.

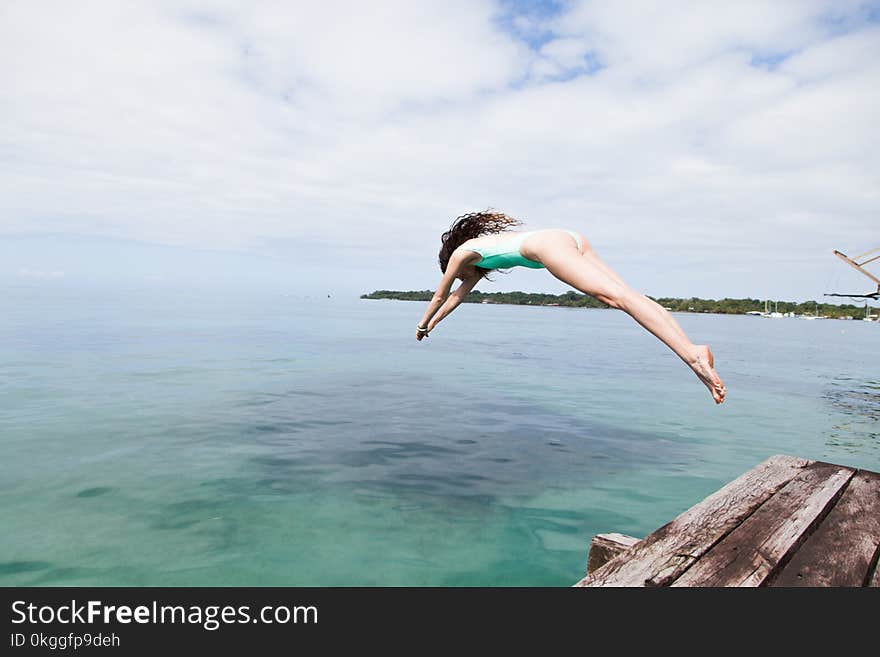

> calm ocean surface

[{"left": 1, "top": 286, "right": 878, "bottom": 586}]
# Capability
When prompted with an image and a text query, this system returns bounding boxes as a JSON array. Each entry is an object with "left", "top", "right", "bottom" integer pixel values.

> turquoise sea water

[{"left": 1, "top": 286, "right": 878, "bottom": 586}]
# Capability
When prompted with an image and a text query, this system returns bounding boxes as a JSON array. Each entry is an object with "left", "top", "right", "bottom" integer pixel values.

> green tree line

[{"left": 361, "top": 290, "right": 871, "bottom": 319}]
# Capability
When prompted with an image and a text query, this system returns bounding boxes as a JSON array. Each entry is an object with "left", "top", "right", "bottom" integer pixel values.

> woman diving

[{"left": 416, "top": 210, "right": 726, "bottom": 404}]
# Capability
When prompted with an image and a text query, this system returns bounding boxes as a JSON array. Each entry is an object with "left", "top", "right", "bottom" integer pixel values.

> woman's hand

[{"left": 416, "top": 325, "right": 430, "bottom": 341}]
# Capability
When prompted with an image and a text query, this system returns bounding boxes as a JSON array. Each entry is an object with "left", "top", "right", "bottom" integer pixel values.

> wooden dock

[{"left": 576, "top": 455, "right": 880, "bottom": 587}]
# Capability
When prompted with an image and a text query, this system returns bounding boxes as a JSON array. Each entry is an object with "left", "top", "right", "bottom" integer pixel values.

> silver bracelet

[{"left": 417, "top": 325, "right": 429, "bottom": 333}]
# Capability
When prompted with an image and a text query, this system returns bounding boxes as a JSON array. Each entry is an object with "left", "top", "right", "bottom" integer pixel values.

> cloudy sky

[{"left": 2, "top": 1, "right": 878, "bottom": 300}]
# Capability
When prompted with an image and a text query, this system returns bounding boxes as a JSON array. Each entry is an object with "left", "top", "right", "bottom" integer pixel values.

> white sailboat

[
  {"left": 765, "top": 300, "right": 785, "bottom": 319},
  {"left": 801, "top": 302, "right": 826, "bottom": 320}
]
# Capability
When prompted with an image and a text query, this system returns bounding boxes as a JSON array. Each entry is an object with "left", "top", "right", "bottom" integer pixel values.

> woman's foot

[{"left": 690, "top": 345, "right": 726, "bottom": 404}]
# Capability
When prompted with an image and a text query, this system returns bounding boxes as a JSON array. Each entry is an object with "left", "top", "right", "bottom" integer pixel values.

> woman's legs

[
  {"left": 583, "top": 249, "right": 692, "bottom": 343},
  {"left": 538, "top": 234, "right": 726, "bottom": 403}
]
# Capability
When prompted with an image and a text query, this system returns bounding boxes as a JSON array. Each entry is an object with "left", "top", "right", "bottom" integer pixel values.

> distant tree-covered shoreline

[{"left": 361, "top": 290, "right": 871, "bottom": 319}]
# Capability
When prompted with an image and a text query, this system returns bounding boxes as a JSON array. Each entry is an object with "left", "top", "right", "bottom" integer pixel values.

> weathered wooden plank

[
  {"left": 576, "top": 454, "right": 811, "bottom": 587},
  {"left": 586, "top": 533, "right": 641, "bottom": 575},
  {"left": 672, "top": 463, "right": 854, "bottom": 587},
  {"left": 772, "top": 470, "right": 880, "bottom": 586},
  {"left": 871, "top": 562, "right": 880, "bottom": 587}
]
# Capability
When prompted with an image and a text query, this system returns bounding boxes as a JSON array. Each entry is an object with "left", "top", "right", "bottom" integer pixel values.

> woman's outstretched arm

[
  {"left": 417, "top": 274, "right": 480, "bottom": 339},
  {"left": 416, "top": 251, "right": 480, "bottom": 340}
]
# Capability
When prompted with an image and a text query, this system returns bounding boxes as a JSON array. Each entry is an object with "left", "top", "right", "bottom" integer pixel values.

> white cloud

[
  {"left": 549, "top": 1, "right": 832, "bottom": 75},
  {"left": 17, "top": 268, "right": 65, "bottom": 281},
  {"left": 234, "top": 1, "right": 529, "bottom": 109},
  {"left": 0, "top": 1, "right": 877, "bottom": 298}
]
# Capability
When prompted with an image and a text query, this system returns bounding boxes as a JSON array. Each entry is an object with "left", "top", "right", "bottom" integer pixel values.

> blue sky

[{"left": 2, "top": 1, "right": 879, "bottom": 301}]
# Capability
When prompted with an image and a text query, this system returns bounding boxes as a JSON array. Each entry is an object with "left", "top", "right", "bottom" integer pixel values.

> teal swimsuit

[{"left": 465, "top": 230, "right": 583, "bottom": 270}]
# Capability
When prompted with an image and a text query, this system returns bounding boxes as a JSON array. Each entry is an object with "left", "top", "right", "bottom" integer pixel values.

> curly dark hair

[{"left": 438, "top": 209, "right": 522, "bottom": 278}]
